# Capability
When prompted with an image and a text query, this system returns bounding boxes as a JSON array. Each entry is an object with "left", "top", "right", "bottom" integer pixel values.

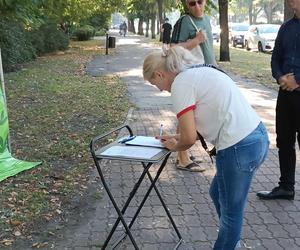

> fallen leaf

[
  {"left": 1, "top": 239, "right": 14, "bottom": 246},
  {"left": 10, "top": 220, "right": 22, "bottom": 226},
  {"left": 11, "top": 192, "right": 18, "bottom": 197},
  {"left": 13, "top": 230, "right": 22, "bottom": 237},
  {"left": 32, "top": 242, "right": 49, "bottom": 248},
  {"left": 56, "top": 209, "right": 62, "bottom": 214}
]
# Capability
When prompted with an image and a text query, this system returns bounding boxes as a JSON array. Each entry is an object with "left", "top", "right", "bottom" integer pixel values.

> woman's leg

[
  {"left": 213, "top": 123, "right": 269, "bottom": 250},
  {"left": 213, "top": 152, "right": 254, "bottom": 249},
  {"left": 209, "top": 175, "right": 221, "bottom": 218}
]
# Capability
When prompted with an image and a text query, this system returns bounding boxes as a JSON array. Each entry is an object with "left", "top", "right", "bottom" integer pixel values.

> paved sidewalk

[{"left": 59, "top": 32, "right": 300, "bottom": 250}]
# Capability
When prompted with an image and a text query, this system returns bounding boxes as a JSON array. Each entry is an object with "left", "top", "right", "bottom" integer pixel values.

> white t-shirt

[{"left": 171, "top": 66, "right": 261, "bottom": 151}]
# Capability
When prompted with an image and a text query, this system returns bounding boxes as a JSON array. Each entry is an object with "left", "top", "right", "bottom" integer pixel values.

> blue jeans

[{"left": 209, "top": 122, "right": 269, "bottom": 250}]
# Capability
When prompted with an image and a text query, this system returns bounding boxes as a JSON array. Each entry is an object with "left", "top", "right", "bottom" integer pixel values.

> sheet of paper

[
  {"left": 100, "top": 146, "right": 162, "bottom": 159},
  {"left": 125, "top": 136, "right": 164, "bottom": 148}
]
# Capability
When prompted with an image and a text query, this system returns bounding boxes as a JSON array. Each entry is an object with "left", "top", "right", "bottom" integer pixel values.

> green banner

[{"left": 0, "top": 80, "right": 41, "bottom": 182}]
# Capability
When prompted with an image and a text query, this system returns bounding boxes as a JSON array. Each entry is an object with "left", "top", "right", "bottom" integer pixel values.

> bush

[
  {"left": 28, "top": 23, "right": 69, "bottom": 54},
  {"left": 95, "top": 29, "right": 107, "bottom": 36},
  {"left": 28, "top": 29, "right": 46, "bottom": 56},
  {"left": 41, "top": 24, "right": 68, "bottom": 52},
  {"left": 74, "top": 25, "right": 95, "bottom": 41},
  {"left": 0, "top": 20, "right": 69, "bottom": 72},
  {"left": 0, "top": 20, "right": 36, "bottom": 72}
]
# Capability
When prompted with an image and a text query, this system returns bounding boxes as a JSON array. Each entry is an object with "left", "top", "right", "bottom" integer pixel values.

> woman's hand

[
  {"left": 155, "top": 109, "right": 198, "bottom": 151},
  {"left": 155, "top": 134, "right": 179, "bottom": 151},
  {"left": 155, "top": 134, "right": 179, "bottom": 141},
  {"left": 161, "top": 138, "right": 178, "bottom": 151}
]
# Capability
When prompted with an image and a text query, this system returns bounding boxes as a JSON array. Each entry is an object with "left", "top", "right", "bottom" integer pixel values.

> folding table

[{"left": 90, "top": 125, "right": 183, "bottom": 250}]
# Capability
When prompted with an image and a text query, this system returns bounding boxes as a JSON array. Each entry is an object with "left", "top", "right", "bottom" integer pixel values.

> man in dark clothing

[
  {"left": 119, "top": 21, "right": 127, "bottom": 37},
  {"left": 122, "top": 21, "right": 127, "bottom": 37},
  {"left": 257, "top": 0, "right": 300, "bottom": 200},
  {"left": 161, "top": 18, "right": 172, "bottom": 45}
]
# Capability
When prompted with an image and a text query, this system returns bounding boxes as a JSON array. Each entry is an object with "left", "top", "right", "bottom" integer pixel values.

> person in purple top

[{"left": 257, "top": 0, "right": 300, "bottom": 200}]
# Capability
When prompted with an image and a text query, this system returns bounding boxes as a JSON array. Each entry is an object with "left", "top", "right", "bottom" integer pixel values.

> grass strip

[{"left": 0, "top": 39, "right": 130, "bottom": 244}]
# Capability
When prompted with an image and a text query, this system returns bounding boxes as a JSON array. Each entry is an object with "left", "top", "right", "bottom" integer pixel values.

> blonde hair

[{"left": 143, "top": 46, "right": 201, "bottom": 81}]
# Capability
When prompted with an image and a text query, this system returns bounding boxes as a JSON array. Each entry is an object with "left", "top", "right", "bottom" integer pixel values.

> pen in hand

[
  {"left": 158, "top": 124, "right": 166, "bottom": 142},
  {"left": 159, "top": 124, "right": 163, "bottom": 136}
]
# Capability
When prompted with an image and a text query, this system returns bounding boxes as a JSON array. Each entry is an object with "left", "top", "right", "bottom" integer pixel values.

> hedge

[
  {"left": 0, "top": 20, "right": 36, "bottom": 72},
  {"left": 73, "top": 25, "right": 96, "bottom": 41},
  {"left": 0, "top": 20, "right": 69, "bottom": 72}
]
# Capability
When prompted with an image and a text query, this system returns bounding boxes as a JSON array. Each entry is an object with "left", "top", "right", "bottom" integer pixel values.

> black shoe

[{"left": 257, "top": 187, "right": 295, "bottom": 200}]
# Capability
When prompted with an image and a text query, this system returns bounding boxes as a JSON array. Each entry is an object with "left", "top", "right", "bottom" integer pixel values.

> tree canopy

[
  {"left": 0, "top": 0, "right": 123, "bottom": 29},
  {"left": 0, "top": 0, "right": 290, "bottom": 65}
]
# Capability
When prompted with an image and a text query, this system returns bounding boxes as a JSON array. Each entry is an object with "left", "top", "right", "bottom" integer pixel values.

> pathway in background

[{"left": 54, "top": 31, "right": 300, "bottom": 250}]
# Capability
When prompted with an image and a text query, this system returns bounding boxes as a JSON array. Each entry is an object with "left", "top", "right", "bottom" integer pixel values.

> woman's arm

[{"left": 160, "top": 110, "right": 197, "bottom": 152}]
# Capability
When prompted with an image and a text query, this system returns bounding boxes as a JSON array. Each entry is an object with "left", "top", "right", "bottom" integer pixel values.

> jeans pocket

[{"left": 234, "top": 140, "right": 262, "bottom": 173}]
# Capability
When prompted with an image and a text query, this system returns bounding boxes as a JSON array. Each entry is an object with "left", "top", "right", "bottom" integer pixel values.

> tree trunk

[
  {"left": 218, "top": 0, "right": 230, "bottom": 62},
  {"left": 157, "top": 0, "right": 163, "bottom": 25},
  {"left": 138, "top": 18, "right": 144, "bottom": 35},
  {"left": 128, "top": 18, "right": 136, "bottom": 34},
  {"left": 248, "top": 0, "right": 253, "bottom": 25},
  {"left": 145, "top": 19, "right": 150, "bottom": 37},
  {"left": 253, "top": 6, "right": 263, "bottom": 24},
  {"left": 157, "top": 16, "right": 160, "bottom": 35},
  {"left": 284, "top": 1, "right": 294, "bottom": 21},
  {"left": 180, "top": 0, "right": 188, "bottom": 14},
  {"left": 158, "top": 16, "right": 162, "bottom": 40},
  {"left": 252, "top": 13, "right": 258, "bottom": 24},
  {"left": 264, "top": 4, "right": 273, "bottom": 24},
  {"left": 151, "top": 15, "right": 156, "bottom": 39}
]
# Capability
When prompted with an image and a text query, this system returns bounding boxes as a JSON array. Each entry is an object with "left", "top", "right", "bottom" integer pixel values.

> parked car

[
  {"left": 244, "top": 24, "right": 280, "bottom": 52},
  {"left": 211, "top": 25, "right": 220, "bottom": 43},
  {"left": 229, "top": 23, "right": 249, "bottom": 48}
]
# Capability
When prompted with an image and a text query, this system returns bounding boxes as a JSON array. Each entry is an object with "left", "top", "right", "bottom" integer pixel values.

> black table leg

[
  {"left": 101, "top": 162, "right": 153, "bottom": 249},
  {"left": 113, "top": 153, "right": 183, "bottom": 249}
]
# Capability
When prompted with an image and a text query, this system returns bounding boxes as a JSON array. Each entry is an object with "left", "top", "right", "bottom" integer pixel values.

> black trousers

[
  {"left": 162, "top": 35, "right": 171, "bottom": 44},
  {"left": 276, "top": 89, "right": 300, "bottom": 191}
]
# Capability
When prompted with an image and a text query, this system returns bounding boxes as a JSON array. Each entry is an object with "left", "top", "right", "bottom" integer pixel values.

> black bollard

[{"left": 106, "top": 32, "right": 109, "bottom": 55}]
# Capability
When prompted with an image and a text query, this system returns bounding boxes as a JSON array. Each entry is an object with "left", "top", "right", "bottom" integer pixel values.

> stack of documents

[
  {"left": 124, "top": 136, "right": 164, "bottom": 148},
  {"left": 100, "top": 136, "right": 165, "bottom": 160}
]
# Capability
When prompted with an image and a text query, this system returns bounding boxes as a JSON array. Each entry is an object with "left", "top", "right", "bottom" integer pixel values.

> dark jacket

[{"left": 271, "top": 16, "right": 300, "bottom": 88}]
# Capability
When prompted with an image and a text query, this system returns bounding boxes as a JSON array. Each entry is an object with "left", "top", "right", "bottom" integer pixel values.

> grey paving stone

[
  {"left": 245, "top": 212, "right": 264, "bottom": 225},
  {"left": 141, "top": 243, "right": 160, "bottom": 250},
  {"left": 188, "top": 227, "right": 207, "bottom": 242},
  {"left": 282, "top": 224, "right": 300, "bottom": 238},
  {"left": 252, "top": 225, "right": 273, "bottom": 238},
  {"left": 295, "top": 238, "right": 300, "bottom": 247},
  {"left": 261, "top": 238, "right": 284, "bottom": 250},
  {"left": 155, "top": 228, "right": 177, "bottom": 243},
  {"left": 242, "top": 239, "right": 266, "bottom": 249},
  {"left": 267, "top": 224, "right": 289, "bottom": 238},
  {"left": 277, "top": 238, "right": 299, "bottom": 249}
]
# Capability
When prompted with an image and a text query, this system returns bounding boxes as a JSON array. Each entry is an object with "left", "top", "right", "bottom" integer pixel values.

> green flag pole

[{"left": 0, "top": 48, "right": 11, "bottom": 152}]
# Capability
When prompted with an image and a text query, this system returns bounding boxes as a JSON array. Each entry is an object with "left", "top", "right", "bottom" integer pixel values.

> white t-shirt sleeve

[{"left": 171, "top": 80, "right": 196, "bottom": 119}]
